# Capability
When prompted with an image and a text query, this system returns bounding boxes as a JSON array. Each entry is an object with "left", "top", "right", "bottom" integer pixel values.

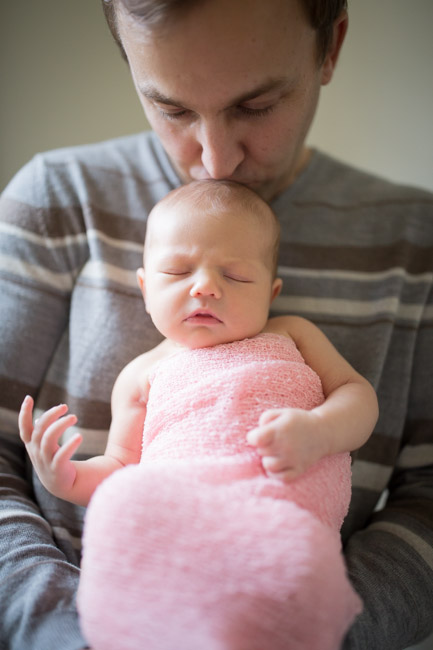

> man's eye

[
  {"left": 237, "top": 104, "right": 276, "bottom": 118},
  {"left": 157, "top": 106, "right": 191, "bottom": 120}
]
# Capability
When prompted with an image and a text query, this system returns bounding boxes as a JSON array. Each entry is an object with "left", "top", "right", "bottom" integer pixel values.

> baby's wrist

[{"left": 310, "top": 410, "right": 333, "bottom": 460}]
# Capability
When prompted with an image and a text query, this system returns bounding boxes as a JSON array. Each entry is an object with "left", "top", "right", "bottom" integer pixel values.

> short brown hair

[
  {"left": 102, "top": 0, "right": 347, "bottom": 64},
  {"left": 146, "top": 180, "right": 281, "bottom": 279}
]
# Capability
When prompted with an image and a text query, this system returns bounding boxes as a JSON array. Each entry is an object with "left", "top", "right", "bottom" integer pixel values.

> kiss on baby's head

[
  {"left": 144, "top": 179, "right": 281, "bottom": 279},
  {"left": 137, "top": 179, "right": 283, "bottom": 348}
]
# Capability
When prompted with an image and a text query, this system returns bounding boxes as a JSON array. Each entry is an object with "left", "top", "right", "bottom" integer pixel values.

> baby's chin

[{"left": 174, "top": 330, "right": 241, "bottom": 351}]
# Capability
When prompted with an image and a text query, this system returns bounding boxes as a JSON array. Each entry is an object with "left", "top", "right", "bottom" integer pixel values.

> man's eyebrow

[
  {"left": 137, "top": 77, "right": 291, "bottom": 109},
  {"left": 232, "top": 78, "right": 291, "bottom": 105},
  {"left": 138, "top": 85, "right": 184, "bottom": 107}
]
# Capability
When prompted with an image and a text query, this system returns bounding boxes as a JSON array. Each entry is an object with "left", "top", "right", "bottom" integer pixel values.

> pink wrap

[{"left": 78, "top": 334, "right": 362, "bottom": 649}]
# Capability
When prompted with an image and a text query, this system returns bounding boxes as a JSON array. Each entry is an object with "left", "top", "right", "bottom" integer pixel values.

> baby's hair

[{"left": 147, "top": 180, "right": 280, "bottom": 278}]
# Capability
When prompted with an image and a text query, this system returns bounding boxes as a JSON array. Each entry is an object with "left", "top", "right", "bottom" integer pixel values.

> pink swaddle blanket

[{"left": 78, "top": 334, "right": 362, "bottom": 649}]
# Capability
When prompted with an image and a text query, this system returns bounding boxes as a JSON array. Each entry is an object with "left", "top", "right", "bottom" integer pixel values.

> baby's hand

[
  {"left": 247, "top": 408, "right": 329, "bottom": 482},
  {"left": 19, "top": 395, "right": 82, "bottom": 498}
]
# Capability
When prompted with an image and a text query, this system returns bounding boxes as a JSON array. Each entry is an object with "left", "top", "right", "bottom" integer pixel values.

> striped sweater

[{"left": 0, "top": 131, "right": 432, "bottom": 650}]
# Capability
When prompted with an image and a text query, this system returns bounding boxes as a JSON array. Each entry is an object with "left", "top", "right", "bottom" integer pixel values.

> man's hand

[
  {"left": 19, "top": 395, "right": 82, "bottom": 497},
  {"left": 247, "top": 408, "right": 329, "bottom": 482}
]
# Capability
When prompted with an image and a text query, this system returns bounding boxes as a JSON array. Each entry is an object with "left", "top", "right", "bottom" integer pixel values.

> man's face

[{"left": 117, "top": 0, "right": 342, "bottom": 201}]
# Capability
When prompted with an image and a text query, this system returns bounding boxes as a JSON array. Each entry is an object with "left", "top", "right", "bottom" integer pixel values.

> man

[{"left": 0, "top": 1, "right": 432, "bottom": 649}]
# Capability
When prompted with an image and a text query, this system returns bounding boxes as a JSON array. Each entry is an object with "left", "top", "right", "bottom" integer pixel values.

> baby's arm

[
  {"left": 18, "top": 345, "right": 165, "bottom": 506},
  {"left": 248, "top": 316, "right": 379, "bottom": 481}
]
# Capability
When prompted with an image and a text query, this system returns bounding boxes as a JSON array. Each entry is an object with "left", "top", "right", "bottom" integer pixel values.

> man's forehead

[{"left": 120, "top": 0, "right": 315, "bottom": 103}]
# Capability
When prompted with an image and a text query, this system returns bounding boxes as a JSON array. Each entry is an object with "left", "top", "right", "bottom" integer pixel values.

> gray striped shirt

[{"left": 0, "top": 131, "right": 432, "bottom": 649}]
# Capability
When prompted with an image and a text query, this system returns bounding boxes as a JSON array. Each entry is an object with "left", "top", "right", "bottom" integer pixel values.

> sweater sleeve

[
  {"left": 0, "top": 157, "right": 89, "bottom": 649},
  {"left": 343, "top": 287, "right": 433, "bottom": 650},
  {"left": 0, "top": 441, "right": 88, "bottom": 649}
]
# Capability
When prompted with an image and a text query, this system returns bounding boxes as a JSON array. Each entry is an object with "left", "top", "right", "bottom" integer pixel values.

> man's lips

[
  {"left": 183, "top": 310, "right": 223, "bottom": 325},
  {"left": 188, "top": 167, "right": 261, "bottom": 190}
]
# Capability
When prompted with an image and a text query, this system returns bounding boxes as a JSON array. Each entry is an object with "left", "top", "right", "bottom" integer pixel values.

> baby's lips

[{"left": 184, "top": 309, "right": 223, "bottom": 323}]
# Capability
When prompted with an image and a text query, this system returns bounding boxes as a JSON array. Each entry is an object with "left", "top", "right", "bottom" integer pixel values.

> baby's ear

[
  {"left": 136, "top": 268, "right": 146, "bottom": 300},
  {"left": 271, "top": 277, "right": 283, "bottom": 303}
]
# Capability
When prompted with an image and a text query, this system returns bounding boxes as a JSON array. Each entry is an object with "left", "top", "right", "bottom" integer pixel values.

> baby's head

[
  {"left": 145, "top": 179, "right": 280, "bottom": 276},
  {"left": 138, "top": 180, "right": 282, "bottom": 348}
]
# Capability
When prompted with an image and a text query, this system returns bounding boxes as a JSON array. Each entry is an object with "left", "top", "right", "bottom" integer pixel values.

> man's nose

[
  {"left": 197, "top": 118, "right": 244, "bottom": 180},
  {"left": 190, "top": 270, "right": 222, "bottom": 298}
]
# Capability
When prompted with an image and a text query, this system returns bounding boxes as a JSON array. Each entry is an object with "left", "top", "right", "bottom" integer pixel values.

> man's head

[
  {"left": 138, "top": 179, "right": 282, "bottom": 348},
  {"left": 102, "top": 0, "right": 347, "bottom": 65},
  {"left": 102, "top": 0, "right": 347, "bottom": 201}
]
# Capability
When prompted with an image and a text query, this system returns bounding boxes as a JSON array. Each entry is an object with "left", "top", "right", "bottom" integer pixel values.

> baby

[{"left": 19, "top": 180, "right": 378, "bottom": 650}]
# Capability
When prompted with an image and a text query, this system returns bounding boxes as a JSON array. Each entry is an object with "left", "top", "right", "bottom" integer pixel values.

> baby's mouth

[{"left": 184, "top": 310, "right": 223, "bottom": 324}]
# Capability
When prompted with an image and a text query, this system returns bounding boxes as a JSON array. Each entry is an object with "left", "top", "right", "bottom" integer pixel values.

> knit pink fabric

[{"left": 78, "top": 334, "right": 362, "bottom": 649}]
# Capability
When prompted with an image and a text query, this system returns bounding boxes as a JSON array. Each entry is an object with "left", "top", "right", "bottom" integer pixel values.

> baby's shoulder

[
  {"left": 113, "top": 339, "right": 175, "bottom": 398},
  {"left": 124, "top": 339, "right": 178, "bottom": 377},
  {"left": 264, "top": 315, "right": 313, "bottom": 337}
]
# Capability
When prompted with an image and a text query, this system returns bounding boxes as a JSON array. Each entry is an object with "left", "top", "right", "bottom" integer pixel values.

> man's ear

[
  {"left": 321, "top": 10, "right": 348, "bottom": 86},
  {"left": 271, "top": 278, "right": 283, "bottom": 303}
]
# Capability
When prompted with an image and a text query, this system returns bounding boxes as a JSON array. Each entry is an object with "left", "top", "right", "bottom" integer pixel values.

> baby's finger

[
  {"left": 246, "top": 426, "right": 274, "bottom": 448},
  {"left": 39, "top": 414, "right": 78, "bottom": 461},
  {"left": 32, "top": 404, "right": 70, "bottom": 445},
  {"left": 19, "top": 395, "right": 34, "bottom": 444},
  {"left": 266, "top": 467, "right": 300, "bottom": 484},
  {"left": 258, "top": 409, "right": 283, "bottom": 426},
  {"left": 254, "top": 445, "right": 273, "bottom": 458},
  {"left": 261, "top": 455, "right": 289, "bottom": 475},
  {"left": 52, "top": 432, "right": 83, "bottom": 469}
]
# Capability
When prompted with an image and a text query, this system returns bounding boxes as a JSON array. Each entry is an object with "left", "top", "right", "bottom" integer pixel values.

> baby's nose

[{"left": 189, "top": 271, "right": 221, "bottom": 298}]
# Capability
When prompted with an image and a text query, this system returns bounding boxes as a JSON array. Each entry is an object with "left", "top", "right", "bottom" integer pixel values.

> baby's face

[{"left": 140, "top": 199, "right": 281, "bottom": 349}]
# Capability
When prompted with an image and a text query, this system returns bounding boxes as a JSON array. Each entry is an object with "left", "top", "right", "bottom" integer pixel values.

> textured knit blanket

[{"left": 78, "top": 334, "right": 362, "bottom": 649}]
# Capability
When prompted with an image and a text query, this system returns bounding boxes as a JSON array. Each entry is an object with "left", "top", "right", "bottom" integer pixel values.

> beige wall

[
  {"left": 308, "top": 0, "right": 433, "bottom": 192},
  {"left": 2, "top": 0, "right": 433, "bottom": 193}
]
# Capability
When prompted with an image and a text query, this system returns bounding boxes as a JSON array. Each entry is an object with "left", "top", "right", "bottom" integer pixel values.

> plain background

[
  {"left": 1, "top": 0, "right": 433, "bottom": 194},
  {"left": 1, "top": 2, "right": 433, "bottom": 648}
]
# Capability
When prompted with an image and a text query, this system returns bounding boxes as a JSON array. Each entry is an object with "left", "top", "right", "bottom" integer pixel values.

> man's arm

[
  {"left": 0, "top": 438, "right": 88, "bottom": 650},
  {"left": 343, "top": 290, "right": 433, "bottom": 649},
  {"left": 0, "top": 157, "right": 90, "bottom": 649},
  {"left": 343, "top": 462, "right": 433, "bottom": 649}
]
